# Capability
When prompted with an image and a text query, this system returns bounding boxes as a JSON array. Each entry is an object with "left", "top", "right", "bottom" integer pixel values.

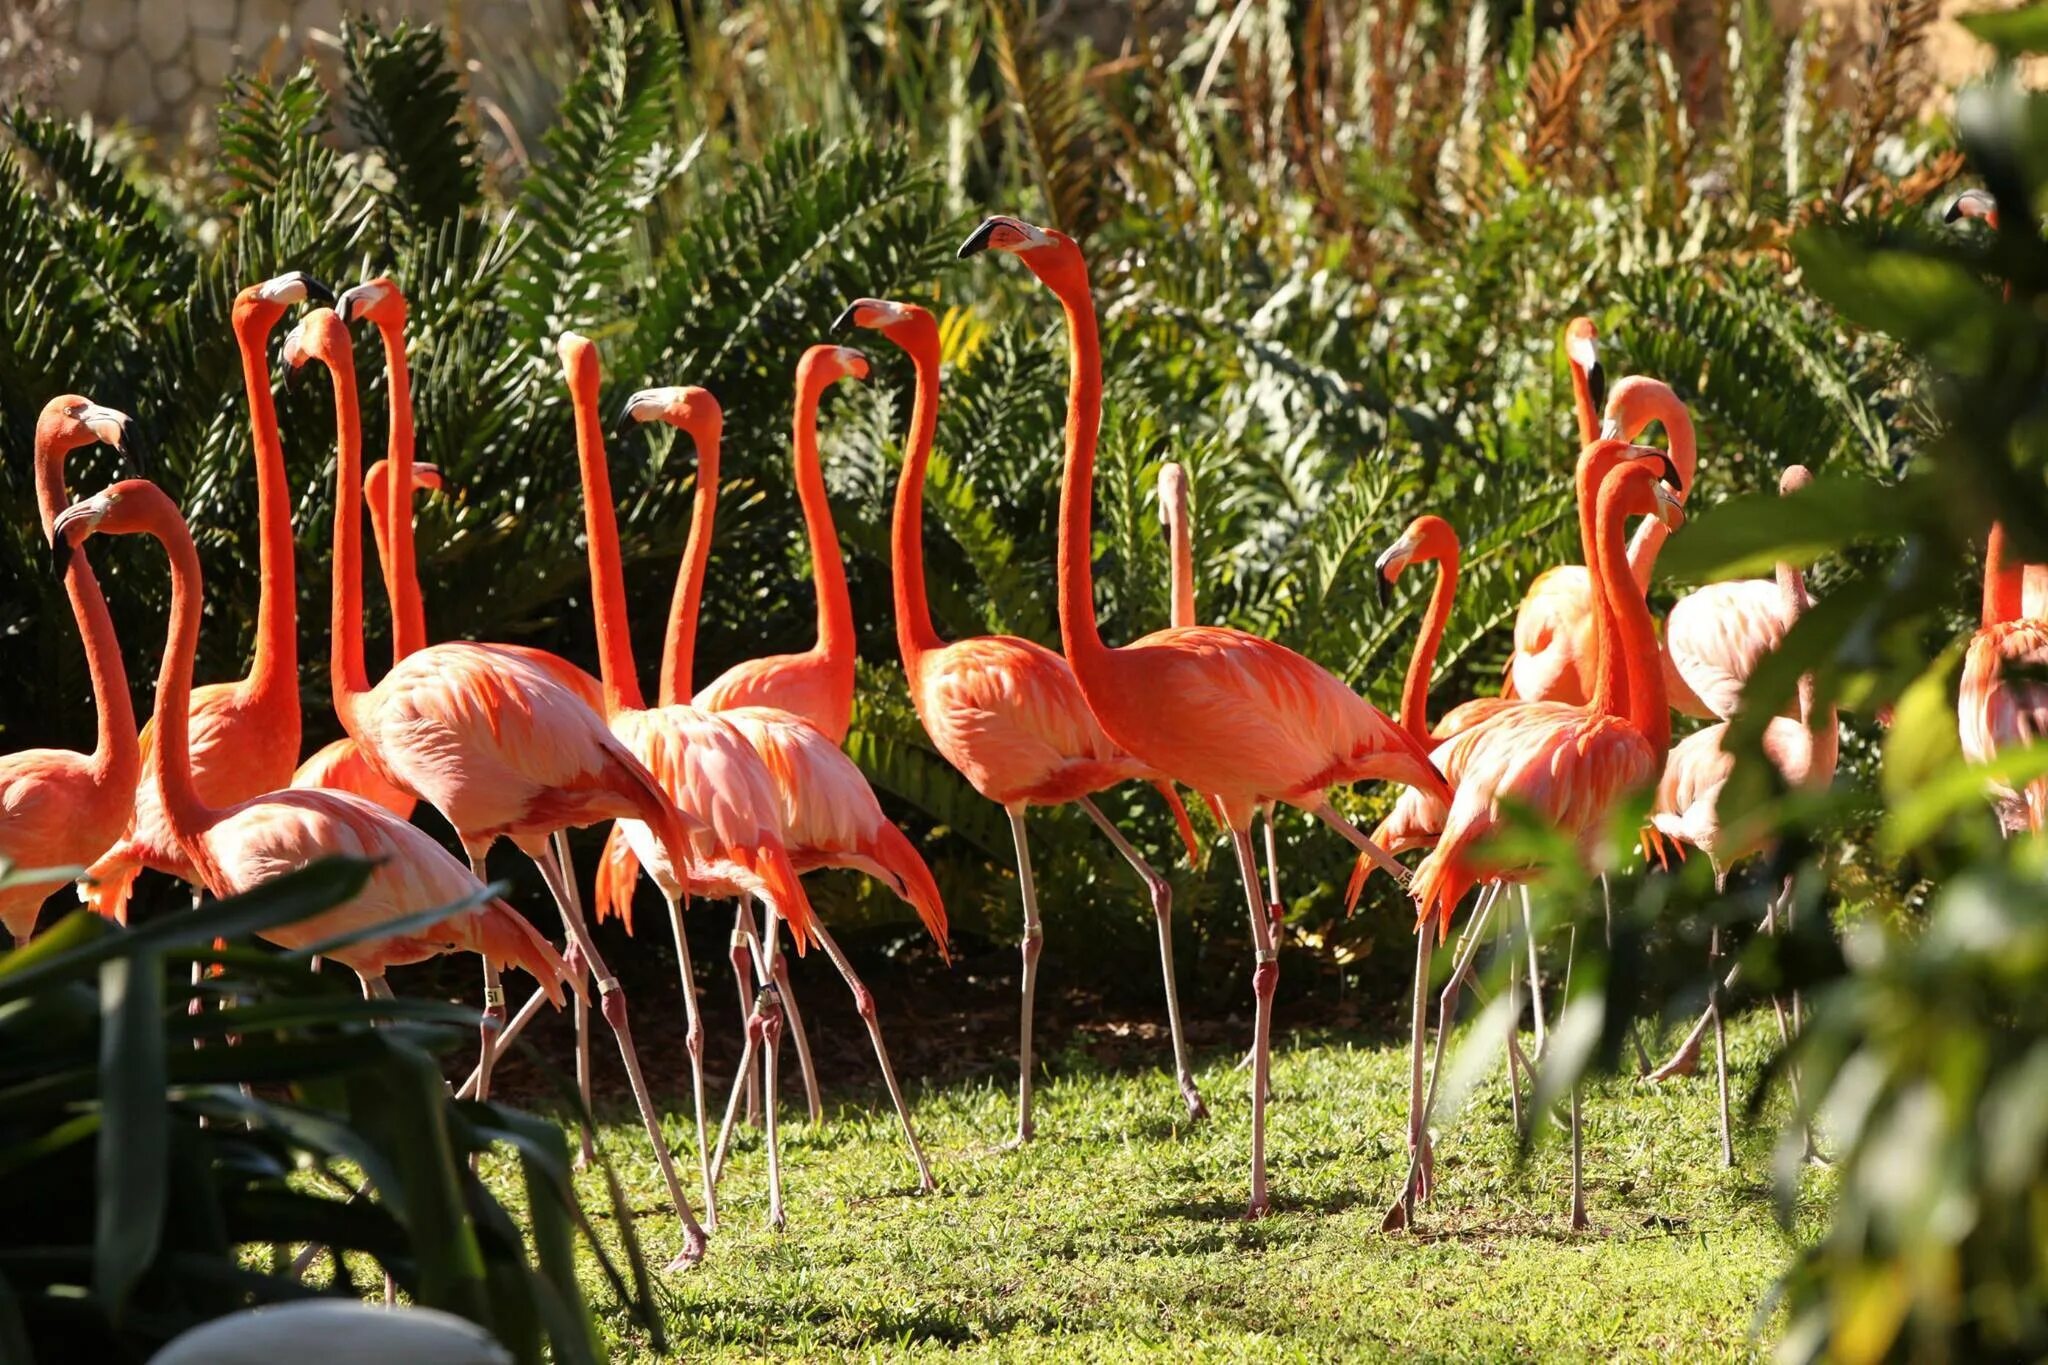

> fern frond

[{"left": 342, "top": 17, "right": 482, "bottom": 233}]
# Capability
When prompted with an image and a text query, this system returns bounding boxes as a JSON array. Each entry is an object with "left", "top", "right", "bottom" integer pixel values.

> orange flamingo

[
  {"left": 290, "top": 459, "right": 443, "bottom": 818},
  {"left": 1960, "top": 519, "right": 2048, "bottom": 835},
  {"left": 961, "top": 217, "right": 1449, "bottom": 1215},
  {"left": 86, "top": 272, "right": 331, "bottom": 918},
  {"left": 51, "top": 480, "right": 567, "bottom": 1002},
  {"left": 839, "top": 294, "right": 1211, "bottom": 1136},
  {"left": 1389, "top": 451, "right": 1682, "bottom": 1231},
  {"left": 282, "top": 309, "right": 713, "bottom": 1267},
  {"left": 1647, "top": 467, "right": 1837, "bottom": 1161},
  {"left": 599, "top": 349, "right": 949, "bottom": 1212},
  {"left": 0, "top": 398, "right": 141, "bottom": 944}
]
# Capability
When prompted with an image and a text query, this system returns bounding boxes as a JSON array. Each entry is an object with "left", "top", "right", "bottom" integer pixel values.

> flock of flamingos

[{"left": 2, "top": 200, "right": 2036, "bottom": 1273}]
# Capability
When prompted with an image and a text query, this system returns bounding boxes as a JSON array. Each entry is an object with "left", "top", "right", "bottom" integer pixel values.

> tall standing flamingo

[
  {"left": 960, "top": 218, "right": 1450, "bottom": 1216},
  {"left": 838, "top": 295, "right": 1212, "bottom": 1137},
  {"left": 0, "top": 398, "right": 140, "bottom": 944},
  {"left": 51, "top": 480, "right": 567, "bottom": 1002},
  {"left": 1390, "top": 453, "right": 1683, "bottom": 1231},
  {"left": 1648, "top": 467, "right": 1837, "bottom": 1161},
  {"left": 282, "top": 309, "right": 713, "bottom": 1268},
  {"left": 599, "top": 355, "right": 949, "bottom": 1211},
  {"left": 290, "top": 459, "right": 443, "bottom": 818},
  {"left": 86, "top": 272, "right": 332, "bottom": 918}
]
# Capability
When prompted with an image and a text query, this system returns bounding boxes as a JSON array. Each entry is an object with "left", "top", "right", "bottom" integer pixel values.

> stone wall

[{"left": 42, "top": 0, "right": 569, "bottom": 139}]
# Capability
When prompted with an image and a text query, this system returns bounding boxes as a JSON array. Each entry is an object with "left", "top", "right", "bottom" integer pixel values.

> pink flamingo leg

[
  {"left": 728, "top": 904, "right": 761, "bottom": 1127},
  {"left": 1229, "top": 826, "right": 1278, "bottom": 1219},
  {"left": 1709, "top": 924, "right": 1733, "bottom": 1168},
  {"left": 1520, "top": 887, "right": 1548, "bottom": 1057},
  {"left": 1383, "top": 920, "right": 1434, "bottom": 1232},
  {"left": 1004, "top": 806, "right": 1043, "bottom": 1147},
  {"left": 757, "top": 910, "right": 788, "bottom": 1231},
  {"left": 662, "top": 891, "right": 718, "bottom": 1230},
  {"left": 749, "top": 897, "right": 822, "bottom": 1124},
  {"left": 549, "top": 831, "right": 596, "bottom": 1170},
  {"left": 806, "top": 918, "right": 936, "bottom": 1192},
  {"left": 1262, "top": 806, "right": 1283, "bottom": 919},
  {"left": 709, "top": 996, "right": 760, "bottom": 1190},
  {"left": 1077, "top": 796, "right": 1206, "bottom": 1121},
  {"left": 533, "top": 843, "right": 708, "bottom": 1268}
]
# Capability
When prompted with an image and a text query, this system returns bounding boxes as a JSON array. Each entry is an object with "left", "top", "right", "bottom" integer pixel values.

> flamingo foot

[
  {"left": 665, "top": 1225, "right": 708, "bottom": 1271},
  {"left": 1181, "top": 1081, "right": 1209, "bottom": 1122},
  {"left": 1243, "top": 1194, "right": 1272, "bottom": 1221}
]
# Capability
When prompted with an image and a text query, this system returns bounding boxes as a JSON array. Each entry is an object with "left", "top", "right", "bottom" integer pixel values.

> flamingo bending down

[
  {"left": 290, "top": 459, "right": 443, "bottom": 818},
  {"left": 962, "top": 217, "right": 1449, "bottom": 1216},
  {"left": 282, "top": 310, "right": 712, "bottom": 1267},
  {"left": 840, "top": 295, "right": 1211, "bottom": 1136},
  {"left": 52, "top": 480, "right": 567, "bottom": 1001},
  {"left": 0, "top": 398, "right": 141, "bottom": 945},
  {"left": 1388, "top": 453, "right": 1682, "bottom": 1232},
  {"left": 86, "top": 272, "right": 331, "bottom": 919},
  {"left": 1647, "top": 468, "right": 1837, "bottom": 1162},
  {"left": 598, "top": 350, "right": 948, "bottom": 1208}
]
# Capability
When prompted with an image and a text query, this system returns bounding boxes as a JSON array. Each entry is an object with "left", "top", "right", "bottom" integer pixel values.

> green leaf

[
  {"left": 342, "top": 18, "right": 481, "bottom": 232},
  {"left": 1959, "top": 5, "right": 2048, "bottom": 59},
  {"left": 1658, "top": 475, "right": 1923, "bottom": 583},
  {"left": 1882, "top": 642, "right": 1967, "bottom": 820},
  {"left": 94, "top": 948, "right": 166, "bottom": 1314}
]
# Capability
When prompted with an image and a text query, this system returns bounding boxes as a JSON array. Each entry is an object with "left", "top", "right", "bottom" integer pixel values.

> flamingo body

[
  {"left": 1662, "top": 578, "right": 1794, "bottom": 722},
  {"left": 1650, "top": 716, "right": 1834, "bottom": 872},
  {"left": 1, "top": 748, "right": 128, "bottom": 942},
  {"left": 1959, "top": 618, "right": 2048, "bottom": 834}
]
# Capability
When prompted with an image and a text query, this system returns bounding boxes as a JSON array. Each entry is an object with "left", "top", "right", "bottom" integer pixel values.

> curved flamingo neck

[
  {"left": 147, "top": 502, "right": 217, "bottom": 858},
  {"left": 1165, "top": 481, "right": 1196, "bottom": 629},
  {"left": 36, "top": 424, "right": 135, "bottom": 779},
  {"left": 1592, "top": 476, "right": 1670, "bottom": 757},
  {"left": 1400, "top": 540, "right": 1458, "bottom": 742},
  {"left": 231, "top": 302, "right": 297, "bottom": 700},
  {"left": 321, "top": 345, "right": 374, "bottom": 718},
  {"left": 1778, "top": 553, "right": 1836, "bottom": 777},
  {"left": 373, "top": 314, "right": 426, "bottom": 660},
  {"left": 1623, "top": 405, "right": 1694, "bottom": 594},
  {"left": 889, "top": 321, "right": 946, "bottom": 672},
  {"left": 1569, "top": 354, "right": 1598, "bottom": 447},
  {"left": 1985, "top": 522, "right": 2025, "bottom": 627},
  {"left": 564, "top": 353, "right": 646, "bottom": 716},
  {"left": 658, "top": 415, "right": 721, "bottom": 707},
  {"left": 793, "top": 362, "right": 856, "bottom": 684},
  {"left": 1049, "top": 254, "right": 1112, "bottom": 674},
  {"left": 1575, "top": 444, "right": 1631, "bottom": 700}
]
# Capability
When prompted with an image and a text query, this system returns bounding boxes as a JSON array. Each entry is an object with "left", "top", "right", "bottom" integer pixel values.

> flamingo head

[
  {"left": 616, "top": 384, "right": 723, "bottom": 447},
  {"left": 958, "top": 215, "right": 1081, "bottom": 288},
  {"left": 1598, "top": 376, "right": 1695, "bottom": 497},
  {"left": 1605, "top": 457, "right": 1687, "bottom": 530},
  {"left": 338, "top": 276, "right": 407, "bottom": 327},
  {"left": 834, "top": 296, "right": 936, "bottom": 349},
  {"left": 1565, "top": 317, "right": 1604, "bottom": 414},
  {"left": 1157, "top": 462, "right": 1189, "bottom": 531},
  {"left": 1780, "top": 464, "right": 1813, "bottom": 496},
  {"left": 364, "top": 459, "right": 444, "bottom": 508},
  {"left": 40, "top": 396, "right": 143, "bottom": 474},
  {"left": 51, "top": 478, "right": 174, "bottom": 577},
  {"left": 1944, "top": 189, "right": 1999, "bottom": 229},
  {"left": 1374, "top": 514, "right": 1456, "bottom": 607},
  {"left": 279, "top": 308, "right": 351, "bottom": 389},
  {"left": 801, "top": 342, "right": 869, "bottom": 390},
  {"left": 556, "top": 331, "right": 602, "bottom": 394},
  {"left": 235, "top": 271, "right": 335, "bottom": 329}
]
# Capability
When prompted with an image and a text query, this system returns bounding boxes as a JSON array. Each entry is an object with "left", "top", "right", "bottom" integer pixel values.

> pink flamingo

[
  {"left": 52, "top": 479, "right": 567, "bottom": 1002},
  {"left": 0, "top": 398, "right": 141, "bottom": 945},
  {"left": 600, "top": 349, "right": 950, "bottom": 1212},
  {"left": 1390, "top": 452, "right": 1683, "bottom": 1231},
  {"left": 282, "top": 309, "right": 712, "bottom": 1268},
  {"left": 1960, "top": 519, "right": 2048, "bottom": 835},
  {"left": 962, "top": 217, "right": 1449, "bottom": 1215},
  {"left": 86, "top": 272, "right": 331, "bottom": 918},
  {"left": 1647, "top": 468, "right": 1837, "bottom": 1161},
  {"left": 290, "top": 459, "right": 443, "bottom": 818},
  {"left": 839, "top": 294, "right": 1211, "bottom": 1137}
]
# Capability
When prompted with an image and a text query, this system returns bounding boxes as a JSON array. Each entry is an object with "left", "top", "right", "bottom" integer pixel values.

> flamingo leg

[
  {"left": 757, "top": 910, "right": 788, "bottom": 1231},
  {"left": 1310, "top": 802, "right": 1409, "bottom": 886},
  {"left": 1709, "top": 924, "right": 1733, "bottom": 1168},
  {"left": 1520, "top": 887, "right": 1548, "bottom": 1058},
  {"left": 1501, "top": 898, "right": 1525, "bottom": 1136},
  {"left": 709, "top": 1000, "right": 760, "bottom": 1190},
  {"left": 663, "top": 892, "right": 718, "bottom": 1231},
  {"left": 456, "top": 982, "right": 552, "bottom": 1099},
  {"left": 806, "top": 919, "right": 936, "bottom": 1192},
  {"left": 747, "top": 896, "right": 822, "bottom": 1124},
  {"left": 464, "top": 854, "right": 515, "bottom": 1121},
  {"left": 550, "top": 831, "right": 595, "bottom": 1171},
  {"left": 728, "top": 903, "right": 761, "bottom": 1127},
  {"left": 1004, "top": 806, "right": 1043, "bottom": 1147},
  {"left": 1262, "top": 805, "right": 1283, "bottom": 920},
  {"left": 533, "top": 843, "right": 708, "bottom": 1269},
  {"left": 1078, "top": 795, "right": 1206, "bottom": 1121},
  {"left": 1229, "top": 825, "right": 1278, "bottom": 1219},
  {"left": 1381, "top": 921, "right": 1434, "bottom": 1233}
]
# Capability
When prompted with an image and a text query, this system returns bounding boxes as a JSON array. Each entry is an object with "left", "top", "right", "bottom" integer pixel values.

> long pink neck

[
  {"left": 1622, "top": 407, "right": 1695, "bottom": 594},
  {"left": 1592, "top": 479, "right": 1670, "bottom": 758},
  {"left": 658, "top": 416, "right": 721, "bottom": 707},
  {"left": 1051, "top": 257, "right": 1112, "bottom": 677},
  {"left": 324, "top": 346, "right": 374, "bottom": 724},
  {"left": 793, "top": 365, "right": 856, "bottom": 681},
  {"left": 1985, "top": 522, "right": 2025, "bottom": 627},
  {"left": 566, "top": 359, "right": 646, "bottom": 715},
  {"left": 1576, "top": 446, "right": 1630, "bottom": 701},
  {"left": 375, "top": 315, "right": 427, "bottom": 660},
  {"left": 36, "top": 427, "right": 136, "bottom": 780},
  {"left": 890, "top": 323, "right": 946, "bottom": 671},
  {"left": 1400, "top": 546, "right": 1457, "bottom": 742},
  {"left": 149, "top": 504, "right": 218, "bottom": 859},
  {"left": 1778, "top": 553, "right": 1837, "bottom": 780},
  {"left": 232, "top": 307, "right": 297, "bottom": 699},
  {"left": 1165, "top": 483, "right": 1196, "bottom": 629}
]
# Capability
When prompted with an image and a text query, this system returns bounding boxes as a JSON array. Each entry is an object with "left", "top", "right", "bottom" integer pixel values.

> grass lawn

[{"left": 485, "top": 1009, "right": 1826, "bottom": 1361}]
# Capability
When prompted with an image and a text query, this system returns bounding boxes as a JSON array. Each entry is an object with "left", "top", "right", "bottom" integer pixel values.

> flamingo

[
  {"left": 838, "top": 294, "right": 1211, "bottom": 1137},
  {"left": 1959, "top": 519, "right": 2048, "bottom": 834},
  {"left": 597, "top": 348, "right": 948, "bottom": 1213},
  {"left": 49, "top": 480, "right": 567, "bottom": 1003},
  {"left": 281, "top": 309, "right": 713, "bottom": 1268},
  {"left": 290, "top": 459, "right": 443, "bottom": 818},
  {"left": 1647, "top": 467, "right": 1837, "bottom": 1161},
  {"left": 85, "top": 272, "right": 332, "bottom": 919},
  {"left": 1388, "top": 451, "right": 1683, "bottom": 1231},
  {"left": 0, "top": 398, "right": 141, "bottom": 945},
  {"left": 961, "top": 217, "right": 1450, "bottom": 1216}
]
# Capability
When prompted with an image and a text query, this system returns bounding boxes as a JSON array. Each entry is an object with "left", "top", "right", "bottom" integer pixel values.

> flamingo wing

[
  {"left": 292, "top": 737, "right": 416, "bottom": 819},
  {"left": 1506, "top": 565, "right": 1598, "bottom": 707},
  {"left": 912, "top": 635, "right": 1139, "bottom": 805},
  {"left": 1663, "top": 579, "right": 1790, "bottom": 722},
  {"left": 695, "top": 653, "right": 850, "bottom": 745}
]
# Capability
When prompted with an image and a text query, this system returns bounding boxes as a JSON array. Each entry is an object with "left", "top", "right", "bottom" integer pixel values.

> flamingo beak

[
  {"left": 50, "top": 493, "right": 112, "bottom": 575},
  {"left": 832, "top": 302, "right": 861, "bottom": 332},
  {"left": 1598, "top": 417, "right": 1623, "bottom": 441},
  {"left": 1586, "top": 360, "right": 1607, "bottom": 417},
  {"left": 412, "top": 462, "right": 444, "bottom": 493},
  {"left": 615, "top": 388, "right": 666, "bottom": 434},
  {"left": 957, "top": 219, "right": 1002, "bottom": 258},
  {"left": 1373, "top": 540, "right": 1412, "bottom": 607},
  {"left": 1652, "top": 481, "right": 1686, "bottom": 529}
]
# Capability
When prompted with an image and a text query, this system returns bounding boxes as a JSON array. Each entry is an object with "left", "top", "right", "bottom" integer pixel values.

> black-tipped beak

[
  {"left": 832, "top": 303, "right": 859, "bottom": 332},
  {"left": 52, "top": 529, "right": 75, "bottom": 580},
  {"left": 299, "top": 274, "right": 336, "bottom": 305},
  {"left": 1655, "top": 453, "right": 1682, "bottom": 490},
  {"left": 283, "top": 361, "right": 306, "bottom": 393},
  {"left": 1376, "top": 572, "right": 1391, "bottom": 609},
  {"left": 613, "top": 402, "right": 641, "bottom": 436},
  {"left": 1586, "top": 361, "right": 1606, "bottom": 418},
  {"left": 958, "top": 219, "right": 1000, "bottom": 258},
  {"left": 117, "top": 421, "right": 149, "bottom": 478},
  {"left": 1943, "top": 201, "right": 1964, "bottom": 224}
]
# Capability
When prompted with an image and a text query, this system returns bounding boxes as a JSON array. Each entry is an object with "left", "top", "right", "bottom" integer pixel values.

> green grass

[{"left": 486, "top": 1011, "right": 1827, "bottom": 1361}]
